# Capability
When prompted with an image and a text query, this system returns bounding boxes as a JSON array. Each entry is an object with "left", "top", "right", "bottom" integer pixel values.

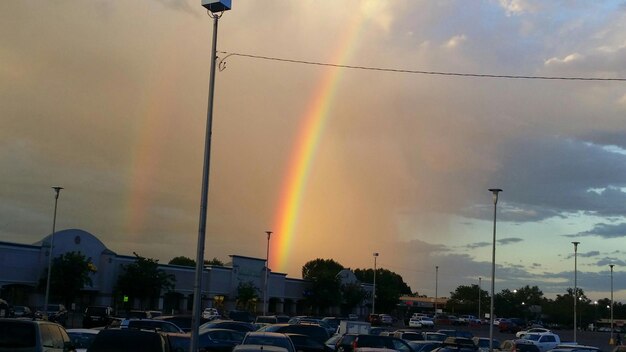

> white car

[
  {"left": 409, "top": 316, "right": 435, "bottom": 328},
  {"left": 516, "top": 327, "right": 552, "bottom": 338},
  {"left": 202, "top": 307, "right": 220, "bottom": 320}
]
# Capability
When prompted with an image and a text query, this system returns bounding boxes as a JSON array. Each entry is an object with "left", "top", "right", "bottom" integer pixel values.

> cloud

[
  {"left": 443, "top": 34, "right": 467, "bottom": 49},
  {"left": 467, "top": 241, "right": 491, "bottom": 249},
  {"left": 497, "top": 0, "right": 537, "bottom": 16},
  {"left": 595, "top": 257, "right": 626, "bottom": 267},
  {"left": 565, "top": 251, "right": 601, "bottom": 260},
  {"left": 498, "top": 237, "right": 524, "bottom": 245},
  {"left": 544, "top": 53, "right": 583, "bottom": 66},
  {"left": 569, "top": 223, "right": 626, "bottom": 239}
]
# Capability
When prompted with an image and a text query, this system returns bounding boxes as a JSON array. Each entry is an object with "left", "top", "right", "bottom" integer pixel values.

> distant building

[{"left": 0, "top": 229, "right": 373, "bottom": 316}]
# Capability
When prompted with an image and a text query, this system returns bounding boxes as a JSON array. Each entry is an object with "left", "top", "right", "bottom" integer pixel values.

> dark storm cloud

[
  {"left": 463, "top": 136, "right": 626, "bottom": 222},
  {"left": 568, "top": 222, "right": 626, "bottom": 239},
  {"left": 595, "top": 257, "right": 626, "bottom": 267},
  {"left": 565, "top": 251, "right": 601, "bottom": 260}
]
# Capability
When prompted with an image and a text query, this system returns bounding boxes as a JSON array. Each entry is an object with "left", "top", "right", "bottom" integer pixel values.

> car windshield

[{"left": 525, "top": 335, "right": 541, "bottom": 341}]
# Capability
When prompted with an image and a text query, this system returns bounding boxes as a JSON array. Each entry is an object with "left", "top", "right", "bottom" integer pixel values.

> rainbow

[{"left": 271, "top": 12, "right": 366, "bottom": 273}]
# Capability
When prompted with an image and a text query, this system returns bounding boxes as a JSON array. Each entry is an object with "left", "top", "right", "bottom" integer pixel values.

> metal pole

[
  {"left": 488, "top": 188, "right": 502, "bottom": 352},
  {"left": 44, "top": 186, "right": 63, "bottom": 320},
  {"left": 478, "top": 277, "right": 482, "bottom": 322},
  {"left": 435, "top": 266, "right": 439, "bottom": 316},
  {"left": 610, "top": 264, "right": 614, "bottom": 342},
  {"left": 372, "top": 253, "right": 379, "bottom": 314},
  {"left": 264, "top": 231, "right": 272, "bottom": 316},
  {"left": 572, "top": 241, "right": 579, "bottom": 343},
  {"left": 191, "top": 12, "right": 221, "bottom": 352}
]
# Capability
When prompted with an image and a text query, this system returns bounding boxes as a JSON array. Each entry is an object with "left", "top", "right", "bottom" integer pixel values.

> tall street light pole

[
  {"left": 488, "top": 188, "right": 502, "bottom": 352},
  {"left": 572, "top": 241, "right": 580, "bottom": 343},
  {"left": 610, "top": 264, "right": 614, "bottom": 343},
  {"left": 372, "top": 252, "right": 379, "bottom": 314},
  {"left": 264, "top": 231, "right": 272, "bottom": 316},
  {"left": 44, "top": 186, "right": 63, "bottom": 320},
  {"left": 192, "top": 2, "right": 231, "bottom": 352},
  {"left": 435, "top": 266, "right": 439, "bottom": 316},
  {"left": 478, "top": 277, "right": 482, "bottom": 322}
]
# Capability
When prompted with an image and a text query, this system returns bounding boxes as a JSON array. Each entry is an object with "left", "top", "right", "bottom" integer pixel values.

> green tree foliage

[
  {"left": 169, "top": 256, "right": 195, "bottom": 267},
  {"left": 448, "top": 284, "right": 489, "bottom": 315},
  {"left": 302, "top": 259, "right": 345, "bottom": 313},
  {"left": 494, "top": 285, "right": 545, "bottom": 319},
  {"left": 39, "top": 251, "right": 97, "bottom": 306},
  {"left": 205, "top": 257, "right": 224, "bottom": 266},
  {"left": 354, "top": 267, "right": 411, "bottom": 313},
  {"left": 168, "top": 256, "right": 224, "bottom": 267},
  {"left": 341, "top": 282, "right": 367, "bottom": 313},
  {"left": 115, "top": 253, "right": 175, "bottom": 310},
  {"left": 236, "top": 281, "right": 259, "bottom": 311}
]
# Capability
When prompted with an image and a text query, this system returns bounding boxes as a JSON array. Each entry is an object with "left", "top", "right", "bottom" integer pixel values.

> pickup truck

[{"left": 519, "top": 332, "right": 561, "bottom": 352}]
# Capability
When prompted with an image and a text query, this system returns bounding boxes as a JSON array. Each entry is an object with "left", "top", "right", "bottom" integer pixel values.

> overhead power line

[{"left": 218, "top": 51, "right": 626, "bottom": 82}]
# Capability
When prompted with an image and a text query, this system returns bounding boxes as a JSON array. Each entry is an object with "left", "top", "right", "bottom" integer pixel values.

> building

[{"left": 0, "top": 229, "right": 372, "bottom": 316}]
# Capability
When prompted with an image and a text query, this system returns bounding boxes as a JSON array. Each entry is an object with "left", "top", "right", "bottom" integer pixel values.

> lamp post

[
  {"left": 572, "top": 241, "right": 580, "bottom": 343},
  {"left": 435, "top": 266, "right": 439, "bottom": 316},
  {"left": 263, "top": 231, "right": 272, "bottom": 316},
  {"left": 43, "top": 186, "right": 63, "bottom": 320},
  {"left": 488, "top": 188, "right": 502, "bottom": 352},
  {"left": 191, "top": 2, "right": 231, "bottom": 352},
  {"left": 610, "top": 264, "right": 614, "bottom": 342},
  {"left": 372, "top": 252, "right": 379, "bottom": 314},
  {"left": 478, "top": 277, "right": 482, "bottom": 322}
]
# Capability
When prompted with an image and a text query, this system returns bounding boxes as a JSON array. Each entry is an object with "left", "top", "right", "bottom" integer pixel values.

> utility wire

[{"left": 218, "top": 51, "right": 626, "bottom": 82}]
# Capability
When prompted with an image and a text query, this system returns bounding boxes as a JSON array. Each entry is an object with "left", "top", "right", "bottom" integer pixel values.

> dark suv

[
  {"left": 83, "top": 305, "right": 113, "bottom": 328},
  {"left": 0, "top": 318, "right": 76, "bottom": 352},
  {"left": 336, "top": 333, "right": 414, "bottom": 352}
]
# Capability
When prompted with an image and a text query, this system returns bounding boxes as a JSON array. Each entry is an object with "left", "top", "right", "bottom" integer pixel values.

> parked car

[
  {"left": 393, "top": 330, "right": 425, "bottom": 341},
  {"left": 0, "top": 318, "right": 76, "bottom": 352},
  {"left": 408, "top": 341, "right": 444, "bottom": 352},
  {"left": 442, "top": 337, "right": 477, "bottom": 350},
  {"left": 423, "top": 332, "right": 447, "bottom": 342},
  {"left": 286, "top": 333, "right": 334, "bottom": 352},
  {"left": 82, "top": 305, "right": 113, "bottom": 328},
  {"left": 120, "top": 318, "right": 185, "bottom": 333},
  {"left": 498, "top": 319, "right": 523, "bottom": 333},
  {"left": 516, "top": 328, "right": 552, "bottom": 338},
  {"left": 335, "top": 333, "right": 414, "bottom": 352},
  {"left": 379, "top": 314, "right": 394, "bottom": 326},
  {"left": 12, "top": 305, "right": 33, "bottom": 318},
  {"left": 472, "top": 337, "right": 499, "bottom": 352},
  {"left": 203, "top": 308, "right": 220, "bottom": 320},
  {"left": 198, "top": 328, "right": 246, "bottom": 352},
  {"left": 500, "top": 339, "right": 541, "bottom": 352},
  {"left": 437, "top": 330, "right": 474, "bottom": 339},
  {"left": 521, "top": 332, "right": 561, "bottom": 352},
  {"left": 43, "top": 304, "right": 68, "bottom": 326},
  {"left": 66, "top": 328, "right": 99, "bottom": 352},
  {"left": 240, "top": 331, "right": 296, "bottom": 352},
  {"left": 368, "top": 314, "right": 382, "bottom": 326},
  {"left": 154, "top": 314, "right": 210, "bottom": 333},
  {"left": 200, "top": 319, "right": 256, "bottom": 333},
  {"left": 86, "top": 328, "right": 171, "bottom": 352},
  {"left": 258, "top": 323, "right": 330, "bottom": 343},
  {"left": 410, "top": 317, "right": 435, "bottom": 328},
  {"left": 548, "top": 344, "right": 602, "bottom": 352}
]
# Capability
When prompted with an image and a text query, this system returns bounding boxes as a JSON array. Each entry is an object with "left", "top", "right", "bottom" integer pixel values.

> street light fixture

[
  {"left": 263, "top": 231, "right": 272, "bottom": 316},
  {"left": 372, "top": 252, "right": 379, "bottom": 314},
  {"left": 572, "top": 241, "right": 580, "bottom": 343},
  {"left": 488, "top": 188, "right": 502, "bottom": 352},
  {"left": 191, "top": 1, "right": 231, "bottom": 352}
]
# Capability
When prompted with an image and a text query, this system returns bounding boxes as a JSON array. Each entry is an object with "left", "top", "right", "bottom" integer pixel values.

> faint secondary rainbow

[{"left": 271, "top": 13, "right": 367, "bottom": 273}]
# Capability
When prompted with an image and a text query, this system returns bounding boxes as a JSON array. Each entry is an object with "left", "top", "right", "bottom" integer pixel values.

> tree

[
  {"left": 341, "top": 282, "right": 367, "bottom": 313},
  {"left": 302, "top": 259, "right": 345, "bottom": 313},
  {"left": 448, "top": 284, "right": 489, "bottom": 315},
  {"left": 168, "top": 256, "right": 195, "bottom": 267},
  {"left": 354, "top": 267, "right": 411, "bottom": 313},
  {"left": 168, "top": 256, "right": 224, "bottom": 267},
  {"left": 236, "top": 281, "right": 259, "bottom": 312},
  {"left": 39, "top": 251, "right": 97, "bottom": 307},
  {"left": 115, "top": 253, "right": 175, "bottom": 310}
]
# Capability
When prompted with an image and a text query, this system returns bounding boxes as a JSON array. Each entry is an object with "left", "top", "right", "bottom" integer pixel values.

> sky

[{"left": 2, "top": 0, "right": 626, "bottom": 304}]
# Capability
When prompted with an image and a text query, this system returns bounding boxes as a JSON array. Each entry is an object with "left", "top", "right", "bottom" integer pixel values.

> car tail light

[{"left": 352, "top": 338, "right": 358, "bottom": 351}]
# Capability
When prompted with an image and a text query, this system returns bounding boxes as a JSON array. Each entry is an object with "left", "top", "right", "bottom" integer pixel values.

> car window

[
  {"left": 391, "top": 338, "right": 413, "bottom": 352},
  {"left": 42, "top": 324, "right": 65, "bottom": 349},
  {"left": 0, "top": 320, "right": 36, "bottom": 348}
]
